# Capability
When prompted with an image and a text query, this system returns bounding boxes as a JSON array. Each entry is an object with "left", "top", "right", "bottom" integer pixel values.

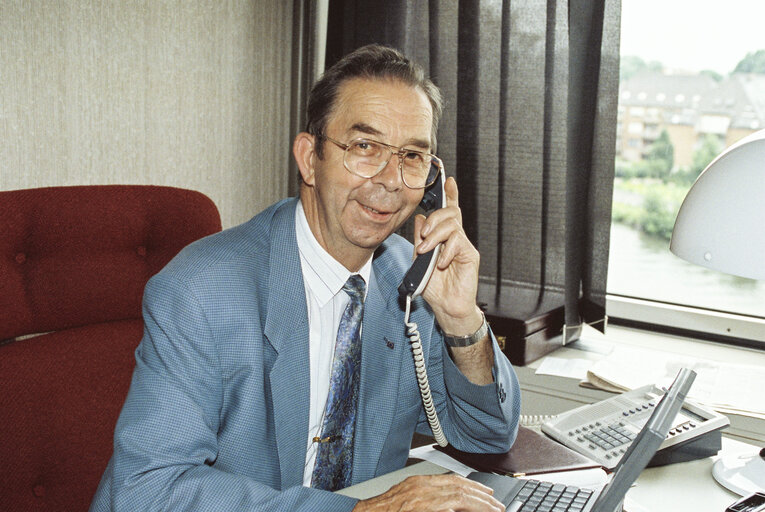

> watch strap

[{"left": 442, "top": 313, "right": 488, "bottom": 348}]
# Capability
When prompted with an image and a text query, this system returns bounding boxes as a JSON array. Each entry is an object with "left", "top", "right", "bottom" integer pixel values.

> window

[{"left": 609, "top": 0, "right": 765, "bottom": 344}]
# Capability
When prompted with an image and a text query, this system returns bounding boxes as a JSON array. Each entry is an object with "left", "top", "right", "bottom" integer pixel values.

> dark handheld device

[
  {"left": 727, "top": 493, "right": 765, "bottom": 512},
  {"left": 398, "top": 162, "right": 447, "bottom": 298}
]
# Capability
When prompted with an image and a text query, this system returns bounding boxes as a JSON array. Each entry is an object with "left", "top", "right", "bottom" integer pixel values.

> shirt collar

[{"left": 296, "top": 200, "right": 372, "bottom": 306}]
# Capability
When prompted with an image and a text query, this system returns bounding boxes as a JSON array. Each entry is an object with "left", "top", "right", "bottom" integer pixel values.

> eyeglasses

[{"left": 323, "top": 135, "right": 442, "bottom": 189}]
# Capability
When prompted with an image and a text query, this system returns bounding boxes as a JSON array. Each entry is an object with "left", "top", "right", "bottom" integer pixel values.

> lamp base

[{"left": 712, "top": 448, "right": 765, "bottom": 496}]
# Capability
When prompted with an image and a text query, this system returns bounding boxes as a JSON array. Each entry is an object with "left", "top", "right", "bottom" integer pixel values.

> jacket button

[
  {"left": 15, "top": 252, "right": 26, "bottom": 264},
  {"left": 33, "top": 484, "right": 45, "bottom": 497},
  {"left": 137, "top": 246, "right": 147, "bottom": 257}
]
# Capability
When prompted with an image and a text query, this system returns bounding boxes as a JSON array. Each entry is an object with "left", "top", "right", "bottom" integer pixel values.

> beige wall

[{"left": 1, "top": 1, "right": 295, "bottom": 229}]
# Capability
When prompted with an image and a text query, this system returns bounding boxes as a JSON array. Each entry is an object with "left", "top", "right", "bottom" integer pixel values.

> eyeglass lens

[{"left": 344, "top": 139, "right": 438, "bottom": 189}]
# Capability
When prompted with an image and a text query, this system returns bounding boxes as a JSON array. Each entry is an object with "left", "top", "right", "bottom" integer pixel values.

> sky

[{"left": 620, "top": 0, "right": 765, "bottom": 74}]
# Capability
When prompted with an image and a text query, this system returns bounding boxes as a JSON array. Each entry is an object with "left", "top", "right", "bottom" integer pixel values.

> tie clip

[{"left": 313, "top": 434, "right": 341, "bottom": 444}]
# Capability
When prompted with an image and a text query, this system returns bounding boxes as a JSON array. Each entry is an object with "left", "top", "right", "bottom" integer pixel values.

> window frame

[{"left": 606, "top": 294, "right": 765, "bottom": 349}]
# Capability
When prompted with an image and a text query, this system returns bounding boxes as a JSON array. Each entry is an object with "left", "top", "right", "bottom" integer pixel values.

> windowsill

[{"left": 514, "top": 323, "right": 765, "bottom": 445}]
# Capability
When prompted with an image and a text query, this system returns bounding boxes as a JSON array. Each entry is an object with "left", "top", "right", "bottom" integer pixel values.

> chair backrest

[{"left": 0, "top": 185, "right": 222, "bottom": 511}]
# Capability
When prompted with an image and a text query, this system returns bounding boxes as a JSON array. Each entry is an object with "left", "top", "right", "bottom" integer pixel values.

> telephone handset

[
  {"left": 399, "top": 161, "right": 449, "bottom": 446},
  {"left": 398, "top": 163, "right": 447, "bottom": 297}
]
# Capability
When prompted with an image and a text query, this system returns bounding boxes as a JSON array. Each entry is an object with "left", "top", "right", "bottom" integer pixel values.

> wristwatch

[{"left": 442, "top": 312, "right": 488, "bottom": 348}]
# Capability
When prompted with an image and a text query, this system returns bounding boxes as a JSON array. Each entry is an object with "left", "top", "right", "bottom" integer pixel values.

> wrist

[{"left": 441, "top": 310, "right": 488, "bottom": 348}]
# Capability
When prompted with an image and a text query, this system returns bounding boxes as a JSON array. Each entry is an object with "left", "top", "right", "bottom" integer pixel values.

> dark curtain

[{"left": 325, "top": 0, "right": 620, "bottom": 345}]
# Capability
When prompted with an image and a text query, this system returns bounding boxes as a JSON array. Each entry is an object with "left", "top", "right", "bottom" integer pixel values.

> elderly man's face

[{"left": 300, "top": 77, "right": 433, "bottom": 270}]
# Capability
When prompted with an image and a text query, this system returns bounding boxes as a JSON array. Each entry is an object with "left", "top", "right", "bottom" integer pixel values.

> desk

[{"left": 338, "top": 437, "right": 757, "bottom": 511}]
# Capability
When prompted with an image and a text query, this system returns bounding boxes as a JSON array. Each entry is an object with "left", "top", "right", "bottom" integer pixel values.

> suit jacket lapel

[
  {"left": 262, "top": 200, "right": 311, "bottom": 490},
  {"left": 352, "top": 264, "right": 406, "bottom": 484}
]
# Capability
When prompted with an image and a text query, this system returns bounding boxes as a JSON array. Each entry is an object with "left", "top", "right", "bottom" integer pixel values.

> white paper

[
  {"left": 586, "top": 345, "right": 765, "bottom": 418},
  {"left": 536, "top": 356, "right": 593, "bottom": 380},
  {"left": 408, "top": 444, "right": 474, "bottom": 476}
]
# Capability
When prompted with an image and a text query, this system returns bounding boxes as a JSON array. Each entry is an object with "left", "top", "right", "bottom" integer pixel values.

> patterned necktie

[{"left": 311, "top": 274, "right": 366, "bottom": 491}]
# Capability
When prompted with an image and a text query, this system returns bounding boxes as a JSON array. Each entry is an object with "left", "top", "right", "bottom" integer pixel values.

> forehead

[{"left": 328, "top": 78, "right": 433, "bottom": 146}]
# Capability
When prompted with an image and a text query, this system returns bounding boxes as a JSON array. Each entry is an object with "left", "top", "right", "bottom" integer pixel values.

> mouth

[{"left": 358, "top": 202, "right": 396, "bottom": 221}]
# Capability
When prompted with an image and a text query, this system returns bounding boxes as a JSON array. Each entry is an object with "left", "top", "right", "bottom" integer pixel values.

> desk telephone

[
  {"left": 539, "top": 383, "right": 730, "bottom": 469},
  {"left": 398, "top": 160, "right": 449, "bottom": 447}
]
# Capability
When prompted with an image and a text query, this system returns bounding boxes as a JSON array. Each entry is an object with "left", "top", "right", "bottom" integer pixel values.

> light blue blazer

[{"left": 91, "top": 198, "right": 520, "bottom": 511}]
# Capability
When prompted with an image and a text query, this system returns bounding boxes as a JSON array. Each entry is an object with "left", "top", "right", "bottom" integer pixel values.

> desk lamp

[{"left": 670, "top": 128, "right": 765, "bottom": 496}]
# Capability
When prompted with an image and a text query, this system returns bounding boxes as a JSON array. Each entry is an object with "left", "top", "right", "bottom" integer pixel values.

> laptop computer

[{"left": 469, "top": 367, "right": 697, "bottom": 512}]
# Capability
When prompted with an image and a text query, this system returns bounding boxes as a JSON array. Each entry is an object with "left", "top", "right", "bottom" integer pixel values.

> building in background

[{"left": 617, "top": 71, "right": 765, "bottom": 168}]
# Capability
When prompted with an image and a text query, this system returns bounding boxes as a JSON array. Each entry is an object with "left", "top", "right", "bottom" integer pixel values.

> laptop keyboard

[{"left": 513, "top": 479, "right": 594, "bottom": 512}]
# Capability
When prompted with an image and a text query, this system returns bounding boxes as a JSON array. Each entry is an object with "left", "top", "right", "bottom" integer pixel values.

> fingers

[
  {"left": 413, "top": 213, "right": 427, "bottom": 250},
  {"left": 417, "top": 176, "right": 462, "bottom": 250},
  {"left": 416, "top": 213, "right": 472, "bottom": 272},
  {"left": 444, "top": 175, "right": 459, "bottom": 208},
  {"left": 415, "top": 206, "right": 463, "bottom": 255},
  {"left": 401, "top": 474, "right": 505, "bottom": 511},
  {"left": 354, "top": 474, "right": 505, "bottom": 512}
]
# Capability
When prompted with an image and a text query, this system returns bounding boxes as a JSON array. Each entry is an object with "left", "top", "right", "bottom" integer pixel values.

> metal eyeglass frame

[{"left": 323, "top": 135, "right": 441, "bottom": 190}]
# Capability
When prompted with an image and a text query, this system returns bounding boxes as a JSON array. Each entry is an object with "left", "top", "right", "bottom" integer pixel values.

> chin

[{"left": 346, "top": 229, "right": 392, "bottom": 251}]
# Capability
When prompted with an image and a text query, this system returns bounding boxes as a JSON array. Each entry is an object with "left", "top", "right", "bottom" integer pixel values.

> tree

[
  {"left": 690, "top": 135, "right": 723, "bottom": 177},
  {"left": 700, "top": 69, "right": 723, "bottom": 82},
  {"left": 620, "top": 55, "right": 663, "bottom": 81},
  {"left": 733, "top": 50, "right": 765, "bottom": 74},
  {"left": 672, "top": 135, "right": 723, "bottom": 185},
  {"left": 641, "top": 189, "right": 677, "bottom": 240},
  {"left": 645, "top": 130, "right": 674, "bottom": 177}
]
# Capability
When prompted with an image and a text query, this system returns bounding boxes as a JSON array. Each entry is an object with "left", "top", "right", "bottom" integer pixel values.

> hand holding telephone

[
  {"left": 398, "top": 161, "right": 448, "bottom": 446},
  {"left": 398, "top": 163, "right": 447, "bottom": 297}
]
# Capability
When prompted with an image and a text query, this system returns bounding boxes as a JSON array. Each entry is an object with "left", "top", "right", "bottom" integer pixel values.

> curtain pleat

[{"left": 325, "top": 0, "right": 619, "bottom": 347}]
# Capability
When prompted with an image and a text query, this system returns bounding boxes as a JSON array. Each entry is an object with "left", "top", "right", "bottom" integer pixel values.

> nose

[{"left": 370, "top": 151, "right": 404, "bottom": 191}]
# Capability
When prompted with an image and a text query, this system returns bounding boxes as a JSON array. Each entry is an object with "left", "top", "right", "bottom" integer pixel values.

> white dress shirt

[{"left": 295, "top": 201, "right": 371, "bottom": 486}]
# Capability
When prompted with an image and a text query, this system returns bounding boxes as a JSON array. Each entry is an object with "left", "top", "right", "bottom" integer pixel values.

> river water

[{"left": 607, "top": 222, "right": 765, "bottom": 318}]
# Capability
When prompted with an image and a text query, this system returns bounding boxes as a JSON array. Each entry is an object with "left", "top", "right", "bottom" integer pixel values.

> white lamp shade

[{"left": 670, "top": 129, "right": 765, "bottom": 280}]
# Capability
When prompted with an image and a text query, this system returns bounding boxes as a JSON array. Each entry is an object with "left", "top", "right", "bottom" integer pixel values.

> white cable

[{"left": 405, "top": 295, "right": 447, "bottom": 447}]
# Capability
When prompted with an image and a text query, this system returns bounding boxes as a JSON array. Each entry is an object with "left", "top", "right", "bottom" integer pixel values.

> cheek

[{"left": 404, "top": 189, "right": 424, "bottom": 213}]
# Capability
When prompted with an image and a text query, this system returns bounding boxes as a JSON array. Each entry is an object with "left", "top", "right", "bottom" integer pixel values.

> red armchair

[{"left": 0, "top": 185, "right": 222, "bottom": 511}]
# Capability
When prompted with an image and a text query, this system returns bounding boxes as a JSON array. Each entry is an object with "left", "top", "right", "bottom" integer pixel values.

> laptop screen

[{"left": 590, "top": 367, "right": 697, "bottom": 512}]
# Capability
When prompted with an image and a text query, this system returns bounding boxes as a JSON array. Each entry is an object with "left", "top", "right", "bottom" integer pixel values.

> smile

[{"left": 359, "top": 203, "right": 395, "bottom": 219}]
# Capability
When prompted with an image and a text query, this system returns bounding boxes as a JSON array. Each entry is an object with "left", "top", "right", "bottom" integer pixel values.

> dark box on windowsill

[{"left": 477, "top": 281, "right": 565, "bottom": 366}]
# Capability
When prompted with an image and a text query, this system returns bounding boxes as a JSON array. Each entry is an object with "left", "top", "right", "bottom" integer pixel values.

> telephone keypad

[{"left": 581, "top": 423, "right": 636, "bottom": 451}]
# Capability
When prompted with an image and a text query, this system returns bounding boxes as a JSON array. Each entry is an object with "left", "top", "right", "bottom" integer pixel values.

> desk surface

[{"left": 338, "top": 437, "right": 757, "bottom": 511}]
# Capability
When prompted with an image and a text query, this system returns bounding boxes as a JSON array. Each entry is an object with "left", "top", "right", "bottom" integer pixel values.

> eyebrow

[{"left": 348, "top": 122, "right": 431, "bottom": 151}]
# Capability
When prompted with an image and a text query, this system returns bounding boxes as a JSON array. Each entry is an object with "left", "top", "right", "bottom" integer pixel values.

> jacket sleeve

[
  {"left": 417, "top": 321, "right": 522, "bottom": 454},
  {"left": 90, "top": 272, "right": 358, "bottom": 512}
]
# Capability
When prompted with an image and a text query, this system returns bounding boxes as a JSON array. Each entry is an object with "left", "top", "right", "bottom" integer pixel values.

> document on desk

[
  {"left": 408, "top": 444, "right": 473, "bottom": 476},
  {"left": 585, "top": 345, "right": 765, "bottom": 419},
  {"left": 535, "top": 356, "right": 592, "bottom": 380}
]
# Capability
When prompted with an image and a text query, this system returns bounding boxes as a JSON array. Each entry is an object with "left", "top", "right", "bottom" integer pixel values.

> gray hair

[{"left": 305, "top": 44, "right": 443, "bottom": 158}]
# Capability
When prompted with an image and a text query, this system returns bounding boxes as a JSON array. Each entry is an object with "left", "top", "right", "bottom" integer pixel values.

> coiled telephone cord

[{"left": 404, "top": 295, "right": 448, "bottom": 447}]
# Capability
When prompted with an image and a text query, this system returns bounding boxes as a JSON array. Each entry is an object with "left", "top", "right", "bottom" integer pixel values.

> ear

[{"left": 293, "top": 132, "right": 317, "bottom": 185}]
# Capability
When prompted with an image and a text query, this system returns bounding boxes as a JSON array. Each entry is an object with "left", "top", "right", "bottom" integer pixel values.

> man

[{"left": 91, "top": 44, "right": 520, "bottom": 511}]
